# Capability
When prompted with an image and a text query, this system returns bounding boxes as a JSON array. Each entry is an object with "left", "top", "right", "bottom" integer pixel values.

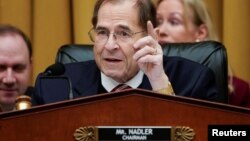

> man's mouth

[
  {"left": 0, "top": 89, "right": 17, "bottom": 98},
  {"left": 105, "top": 58, "right": 122, "bottom": 62}
]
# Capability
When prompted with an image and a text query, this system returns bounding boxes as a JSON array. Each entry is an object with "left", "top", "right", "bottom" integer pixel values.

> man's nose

[
  {"left": 2, "top": 69, "right": 16, "bottom": 84},
  {"left": 104, "top": 34, "right": 119, "bottom": 50}
]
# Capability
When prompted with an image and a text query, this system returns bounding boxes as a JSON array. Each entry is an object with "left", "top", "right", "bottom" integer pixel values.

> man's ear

[{"left": 195, "top": 24, "right": 208, "bottom": 41}]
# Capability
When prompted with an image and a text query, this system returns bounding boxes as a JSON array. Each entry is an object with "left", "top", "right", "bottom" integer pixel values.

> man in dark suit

[{"left": 33, "top": 0, "right": 217, "bottom": 105}]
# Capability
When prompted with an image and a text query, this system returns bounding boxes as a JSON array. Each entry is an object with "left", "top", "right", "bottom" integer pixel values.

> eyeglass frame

[{"left": 88, "top": 28, "right": 145, "bottom": 44}]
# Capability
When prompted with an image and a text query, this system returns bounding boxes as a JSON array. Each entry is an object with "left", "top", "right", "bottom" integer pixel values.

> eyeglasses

[{"left": 88, "top": 28, "right": 145, "bottom": 44}]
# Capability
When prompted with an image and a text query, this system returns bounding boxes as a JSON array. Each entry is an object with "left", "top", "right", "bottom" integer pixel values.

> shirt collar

[{"left": 101, "top": 70, "right": 144, "bottom": 92}]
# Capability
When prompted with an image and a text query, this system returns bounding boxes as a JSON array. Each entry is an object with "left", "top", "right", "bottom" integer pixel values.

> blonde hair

[
  {"left": 157, "top": 0, "right": 219, "bottom": 41},
  {"left": 184, "top": 0, "right": 219, "bottom": 41}
]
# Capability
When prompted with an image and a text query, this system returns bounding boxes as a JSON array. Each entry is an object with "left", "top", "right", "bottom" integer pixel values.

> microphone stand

[{"left": 67, "top": 76, "right": 74, "bottom": 100}]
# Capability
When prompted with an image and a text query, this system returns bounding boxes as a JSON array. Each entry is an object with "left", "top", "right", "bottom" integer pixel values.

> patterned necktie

[{"left": 111, "top": 84, "right": 131, "bottom": 92}]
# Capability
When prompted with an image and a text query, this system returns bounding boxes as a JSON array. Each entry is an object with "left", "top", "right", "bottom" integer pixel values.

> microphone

[
  {"left": 40, "top": 63, "right": 74, "bottom": 101},
  {"left": 43, "top": 63, "right": 65, "bottom": 76}
]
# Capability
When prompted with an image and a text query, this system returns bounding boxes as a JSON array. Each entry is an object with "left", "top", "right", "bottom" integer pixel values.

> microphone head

[{"left": 44, "top": 63, "right": 65, "bottom": 76}]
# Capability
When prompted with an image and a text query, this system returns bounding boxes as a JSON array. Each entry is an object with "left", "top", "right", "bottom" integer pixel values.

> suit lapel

[{"left": 72, "top": 62, "right": 101, "bottom": 98}]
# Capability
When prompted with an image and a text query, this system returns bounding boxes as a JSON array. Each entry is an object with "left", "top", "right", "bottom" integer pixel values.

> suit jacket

[{"left": 32, "top": 56, "right": 217, "bottom": 105}]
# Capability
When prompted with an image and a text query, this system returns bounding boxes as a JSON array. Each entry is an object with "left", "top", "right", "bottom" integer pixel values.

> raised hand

[{"left": 133, "top": 21, "right": 170, "bottom": 91}]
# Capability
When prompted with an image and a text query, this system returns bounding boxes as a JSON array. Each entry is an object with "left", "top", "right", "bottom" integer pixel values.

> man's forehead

[
  {"left": 97, "top": 1, "right": 141, "bottom": 31},
  {"left": 0, "top": 35, "right": 30, "bottom": 60}
]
